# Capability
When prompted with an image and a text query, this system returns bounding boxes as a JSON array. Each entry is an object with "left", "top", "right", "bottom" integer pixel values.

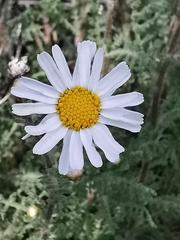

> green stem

[{"left": 0, "top": 198, "right": 26, "bottom": 211}]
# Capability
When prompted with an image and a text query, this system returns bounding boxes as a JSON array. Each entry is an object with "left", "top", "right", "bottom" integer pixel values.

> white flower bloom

[{"left": 11, "top": 40, "right": 144, "bottom": 175}]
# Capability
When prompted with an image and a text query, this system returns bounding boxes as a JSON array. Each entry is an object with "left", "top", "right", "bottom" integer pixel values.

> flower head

[{"left": 11, "top": 40, "right": 144, "bottom": 175}]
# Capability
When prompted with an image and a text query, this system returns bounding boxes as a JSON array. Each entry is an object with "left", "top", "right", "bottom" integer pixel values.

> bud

[
  {"left": 26, "top": 204, "right": 38, "bottom": 219},
  {"left": 87, "top": 188, "right": 95, "bottom": 201},
  {"left": 8, "top": 56, "right": 29, "bottom": 77},
  {"left": 66, "top": 168, "right": 83, "bottom": 180}
]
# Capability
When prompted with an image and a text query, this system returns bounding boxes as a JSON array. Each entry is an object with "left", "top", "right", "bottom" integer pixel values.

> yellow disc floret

[{"left": 56, "top": 86, "right": 101, "bottom": 131}]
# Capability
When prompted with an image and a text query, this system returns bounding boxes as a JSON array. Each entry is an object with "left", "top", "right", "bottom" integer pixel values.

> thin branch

[
  {"left": 139, "top": 162, "right": 149, "bottom": 183},
  {"left": 149, "top": 59, "right": 170, "bottom": 121},
  {"left": 142, "top": 11, "right": 180, "bottom": 184},
  {"left": 0, "top": 92, "right": 11, "bottom": 105},
  {"left": 102, "top": 0, "right": 116, "bottom": 76},
  {"left": 44, "top": 155, "right": 53, "bottom": 169},
  {"left": 148, "top": 12, "right": 180, "bottom": 122}
]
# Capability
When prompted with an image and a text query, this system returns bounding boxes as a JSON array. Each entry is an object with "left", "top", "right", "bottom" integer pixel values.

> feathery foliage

[{"left": 1, "top": 0, "right": 180, "bottom": 239}]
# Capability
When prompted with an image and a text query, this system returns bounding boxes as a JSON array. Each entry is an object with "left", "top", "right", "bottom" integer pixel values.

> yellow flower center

[{"left": 56, "top": 86, "right": 101, "bottom": 131}]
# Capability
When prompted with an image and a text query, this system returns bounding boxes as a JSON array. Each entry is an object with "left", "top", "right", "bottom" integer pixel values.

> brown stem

[
  {"left": 102, "top": 0, "right": 116, "bottom": 76},
  {"left": 104, "top": 8, "right": 113, "bottom": 39},
  {"left": 149, "top": 59, "right": 170, "bottom": 122},
  {"left": 43, "top": 17, "right": 52, "bottom": 44},
  {"left": 45, "top": 203, "right": 54, "bottom": 223},
  {"left": 168, "top": 14, "right": 180, "bottom": 54},
  {"left": 149, "top": 13, "right": 180, "bottom": 122},
  {"left": 143, "top": 12, "right": 180, "bottom": 184},
  {"left": 44, "top": 155, "right": 53, "bottom": 169},
  {"left": 139, "top": 162, "right": 149, "bottom": 183}
]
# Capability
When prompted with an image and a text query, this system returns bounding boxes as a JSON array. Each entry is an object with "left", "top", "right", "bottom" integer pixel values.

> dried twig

[
  {"left": 140, "top": 11, "right": 180, "bottom": 184},
  {"left": 149, "top": 11, "right": 180, "bottom": 122},
  {"left": 102, "top": 0, "right": 116, "bottom": 76},
  {"left": 0, "top": 92, "right": 11, "bottom": 105}
]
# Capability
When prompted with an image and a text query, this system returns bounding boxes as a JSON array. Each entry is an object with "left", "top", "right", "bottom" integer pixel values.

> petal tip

[
  {"left": 58, "top": 166, "right": 69, "bottom": 175},
  {"left": 32, "top": 147, "right": 40, "bottom": 155},
  {"left": 95, "top": 161, "right": 103, "bottom": 168},
  {"left": 52, "top": 44, "right": 59, "bottom": 52}
]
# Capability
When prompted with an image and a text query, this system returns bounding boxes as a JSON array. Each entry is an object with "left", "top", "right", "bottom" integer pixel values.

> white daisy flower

[{"left": 11, "top": 40, "right": 144, "bottom": 175}]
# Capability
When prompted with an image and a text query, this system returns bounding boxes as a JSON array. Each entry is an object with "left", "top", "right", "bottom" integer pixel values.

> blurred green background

[{"left": 1, "top": 0, "right": 180, "bottom": 239}]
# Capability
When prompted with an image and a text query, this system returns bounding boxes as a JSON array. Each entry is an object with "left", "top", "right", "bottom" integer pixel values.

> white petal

[
  {"left": 80, "top": 129, "right": 103, "bottom": 167},
  {"left": 100, "top": 108, "right": 144, "bottom": 125},
  {"left": 101, "top": 92, "right": 144, "bottom": 109},
  {"left": 69, "top": 131, "right": 84, "bottom": 170},
  {"left": 25, "top": 113, "right": 61, "bottom": 135},
  {"left": 73, "top": 41, "right": 96, "bottom": 86},
  {"left": 97, "top": 62, "right": 131, "bottom": 97},
  {"left": 89, "top": 124, "right": 124, "bottom": 162},
  {"left": 88, "top": 48, "right": 104, "bottom": 92},
  {"left": 37, "top": 52, "right": 66, "bottom": 92},
  {"left": 11, "top": 85, "right": 57, "bottom": 104},
  {"left": 22, "top": 133, "right": 31, "bottom": 140},
  {"left": 99, "top": 115, "right": 142, "bottom": 133},
  {"left": 19, "top": 77, "right": 60, "bottom": 98},
  {"left": 52, "top": 45, "right": 74, "bottom": 89},
  {"left": 12, "top": 103, "right": 56, "bottom": 116},
  {"left": 87, "top": 41, "right": 96, "bottom": 59},
  {"left": 33, "top": 125, "right": 68, "bottom": 155},
  {"left": 72, "top": 58, "right": 80, "bottom": 85},
  {"left": 77, "top": 42, "right": 91, "bottom": 87},
  {"left": 59, "top": 130, "right": 72, "bottom": 175}
]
